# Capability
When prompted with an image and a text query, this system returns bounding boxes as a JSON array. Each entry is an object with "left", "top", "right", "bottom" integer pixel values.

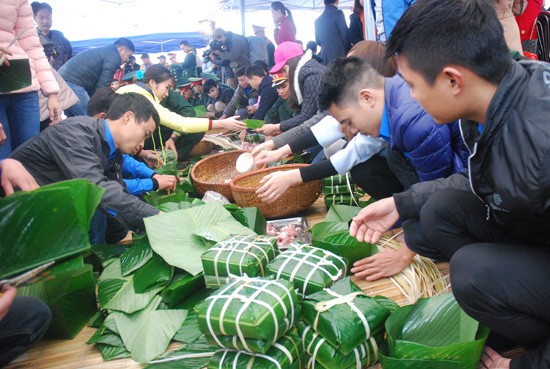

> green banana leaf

[
  {"left": 17, "top": 256, "right": 97, "bottom": 339},
  {"left": 0, "top": 58, "right": 32, "bottom": 92},
  {"left": 173, "top": 310, "right": 203, "bottom": 344},
  {"left": 324, "top": 204, "right": 361, "bottom": 223},
  {"left": 91, "top": 244, "right": 130, "bottom": 263},
  {"left": 243, "top": 119, "right": 264, "bottom": 129},
  {"left": 158, "top": 198, "right": 204, "bottom": 212},
  {"left": 133, "top": 253, "right": 173, "bottom": 293},
  {"left": 112, "top": 296, "right": 188, "bottom": 363},
  {"left": 173, "top": 288, "right": 213, "bottom": 310},
  {"left": 97, "top": 259, "right": 163, "bottom": 314},
  {"left": 194, "top": 105, "right": 207, "bottom": 117},
  {"left": 88, "top": 311, "right": 107, "bottom": 328},
  {"left": 87, "top": 325, "right": 125, "bottom": 347},
  {"left": 144, "top": 337, "right": 217, "bottom": 369},
  {"left": 382, "top": 293, "right": 489, "bottom": 369},
  {"left": 144, "top": 190, "right": 188, "bottom": 207},
  {"left": 0, "top": 179, "right": 103, "bottom": 278},
  {"left": 120, "top": 237, "right": 153, "bottom": 276},
  {"left": 161, "top": 271, "right": 205, "bottom": 308},
  {"left": 97, "top": 343, "right": 131, "bottom": 361},
  {"left": 156, "top": 162, "right": 179, "bottom": 176},
  {"left": 144, "top": 202, "right": 256, "bottom": 276},
  {"left": 226, "top": 206, "right": 267, "bottom": 234}
]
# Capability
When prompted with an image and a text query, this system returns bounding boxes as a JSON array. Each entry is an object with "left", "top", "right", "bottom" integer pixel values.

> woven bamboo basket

[
  {"left": 229, "top": 164, "right": 323, "bottom": 219},
  {"left": 191, "top": 150, "right": 247, "bottom": 200},
  {"left": 188, "top": 140, "right": 215, "bottom": 157}
]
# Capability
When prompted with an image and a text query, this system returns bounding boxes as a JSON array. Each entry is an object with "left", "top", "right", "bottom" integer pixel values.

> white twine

[{"left": 148, "top": 352, "right": 215, "bottom": 364}]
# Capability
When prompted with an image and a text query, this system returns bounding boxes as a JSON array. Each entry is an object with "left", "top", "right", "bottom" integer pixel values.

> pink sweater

[{"left": 0, "top": 0, "right": 59, "bottom": 95}]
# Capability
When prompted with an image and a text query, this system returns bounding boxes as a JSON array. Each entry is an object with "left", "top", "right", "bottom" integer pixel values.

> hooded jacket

[{"left": 394, "top": 60, "right": 550, "bottom": 242}]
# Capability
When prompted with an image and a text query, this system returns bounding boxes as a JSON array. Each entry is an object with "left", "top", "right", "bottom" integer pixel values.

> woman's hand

[
  {"left": 256, "top": 123, "right": 281, "bottom": 136},
  {"left": 0, "top": 123, "right": 6, "bottom": 146},
  {"left": 0, "top": 46, "right": 12, "bottom": 67},
  {"left": 250, "top": 140, "right": 276, "bottom": 156},
  {"left": 256, "top": 169, "right": 302, "bottom": 203},
  {"left": 254, "top": 145, "right": 291, "bottom": 166},
  {"left": 213, "top": 116, "right": 247, "bottom": 131},
  {"left": 46, "top": 94, "right": 62, "bottom": 125},
  {"left": 164, "top": 139, "right": 179, "bottom": 161},
  {"left": 0, "top": 285, "right": 17, "bottom": 321}
]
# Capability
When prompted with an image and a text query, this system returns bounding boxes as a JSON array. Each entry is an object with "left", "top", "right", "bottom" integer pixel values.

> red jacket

[{"left": 274, "top": 16, "right": 296, "bottom": 45}]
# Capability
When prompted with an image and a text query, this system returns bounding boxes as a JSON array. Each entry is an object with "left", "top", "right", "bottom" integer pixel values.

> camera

[{"left": 209, "top": 40, "right": 226, "bottom": 52}]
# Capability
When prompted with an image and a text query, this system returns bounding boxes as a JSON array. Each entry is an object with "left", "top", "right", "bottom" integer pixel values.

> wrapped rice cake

[
  {"left": 266, "top": 244, "right": 348, "bottom": 297},
  {"left": 301, "top": 277, "right": 397, "bottom": 354},
  {"left": 195, "top": 277, "right": 300, "bottom": 345},
  {"left": 202, "top": 235, "right": 279, "bottom": 288},
  {"left": 208, "top": 332, "right": 305, "bottom": 369}
]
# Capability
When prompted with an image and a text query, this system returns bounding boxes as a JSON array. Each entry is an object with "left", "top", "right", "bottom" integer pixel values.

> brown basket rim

[
  {"left": 229, "top": 163, "right": 313, "bottom": 192},
  {"left": 190, "top": 149, "right": 248, "bottom": 185}
]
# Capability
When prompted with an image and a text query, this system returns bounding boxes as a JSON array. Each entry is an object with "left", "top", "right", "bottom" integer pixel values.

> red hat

[{"left": 270, "top": 42, "right": 304, "bottom": 74}]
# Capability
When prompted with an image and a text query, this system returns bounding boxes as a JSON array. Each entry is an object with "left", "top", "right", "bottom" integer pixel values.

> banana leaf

[
  {"left": 156, "top": 162, "right": 179, "bottom": 176},
  {"left": 91, "top": 244, "right": 130, "bottom": 263},
  {"left": 311, "top": 205, "right": 378, "bottom": 268},
  {"left": 0, "top": 179, "right": 103, "bottom": 278},
  {"left": 97, "top": 259, "right": 163, "bottom": 314},
  {"left": 17, "top": 255, "right": 97, "bottom": 339},
  {"left": 0, "top": 58, "right": 32, "bottom": 92},
  {"left": 144, "top": 202, "right": 256, "bottom": 276},
  {"left": 201, "top": 235, "right": 279, "bottom": 288},
  {"left": 323, "top": 173, "right": 354, "bottom": 186},
  {"left": 381, "top": 293, "right": 489, "bottom": 369},
  {"left": 297, "top": 321, "right": 383, "bottom": 369},
  {"left": 266, "top": 244, "right": 348, "bottom": 297},
  {"left": 120, "top": 237, "right": 153, "bottom": 276},
  {"left": 144, "top": 337, "right": 217, "bottom": 369},
  {"left": 195, "top": 277, "right": 300, "bottom": 343},
  {"left": 173, "top": 310, "right": 203, "bottom": 344},
  {"left": 97, "top": 343, "right": 131, "bottom": 361},
  {"left": 194, "top": 105, "right": 207, "bottom": 117},
  {"left": 173, "top": 288, "right": 213, "bottom": 310},
  {"left": 208, "top": 331, "right": 305, "bottom": 369},
  {"left": 88, "top": 311, "right": 107, "bottom": 328},
  {"left": 133, "top": 253, "right": 173, "bottom": 293},
  {"left": 158, "top": 198, "right": 204, "bottom": 212},
  {"left": 144, "top": 190, "right": 188, "bottom": 207},
  {"left": 87, "top": 325, "right": 125, "bottom": 347},
  {"left": 112, "top": 296, "right": 188, "bottom": 363},
  {"left": 323, "top": 184, "right": 354, "bottom": 195},
  {"left": 226, "top": 206, "right": 267, "bottom": 234},
  {"left": 243, "top": 119, "right": 264, "bottom": 129},
  {"left": 161, "top": 271, "right": 206, "bottom": 308},
  {"left": 300, "top": 277, "right": 396, "bottom": 354}
]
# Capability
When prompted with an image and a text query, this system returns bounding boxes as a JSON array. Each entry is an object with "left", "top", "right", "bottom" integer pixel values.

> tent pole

[{"left": 240, "top": 0, "right": 245, "bottom": 35}]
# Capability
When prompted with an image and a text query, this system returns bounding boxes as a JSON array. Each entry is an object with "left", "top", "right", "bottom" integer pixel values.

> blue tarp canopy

[{"left": 71, "top": 32, "right": 209, "bottom": 55}]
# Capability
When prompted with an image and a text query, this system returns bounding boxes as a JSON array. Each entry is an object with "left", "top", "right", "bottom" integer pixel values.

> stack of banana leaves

[
  {"left": 0, "top": 180, "right": 103, "bottom": 339},
  {"left": 266, "top": 244, "right": 348, "bottom": 297},
  {"left": 194, "top": 277, "right": 305, "bottom": 368},
  {"left": 380, "top": 293, "right": 489, "bottom": 369},
  {"left": 201, "top": 234, "right": 279, "bottom": 288},
  {"left": 298, "top": 277, "right": 398, "bottom": 369}
]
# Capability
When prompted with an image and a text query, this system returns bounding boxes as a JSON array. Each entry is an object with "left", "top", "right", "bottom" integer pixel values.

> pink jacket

[
  {"left": 1, "top": 0, "right": 59, "bottom": 95},
  {"left": 274, "top": 16, "right": 296, "bottom": 45}
]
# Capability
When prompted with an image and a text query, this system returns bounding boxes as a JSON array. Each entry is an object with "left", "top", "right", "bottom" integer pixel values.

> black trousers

[
  {"left": 145, "top": 127, "right": 205, "bottom": 160},
  {"left": 404, "top": 189, "right": 550, "bottom": 369},
  {"left": 350, "top": 151, "right": 419, "bottom": 200}
]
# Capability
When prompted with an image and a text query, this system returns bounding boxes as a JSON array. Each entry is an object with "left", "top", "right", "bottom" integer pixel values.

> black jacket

[
  {"left": 394, "top": 60, "right": 550, "bottom": 242},
  {"left": 10, "top": 117, "right": 159, "bottom": 232},
  {"left": 59, "top": 45, "right": 122, "bottom": 96},
  {"left": 253, "top": 75, "right": 279, "bottom": 120},
  {"left": 315, "top": 5, "right": 351, "bottom": 65}
]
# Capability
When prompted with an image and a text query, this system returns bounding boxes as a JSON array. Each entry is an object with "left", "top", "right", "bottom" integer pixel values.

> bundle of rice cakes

[{"left": 201, "top": 235, "right": 279, "bottom": 288}]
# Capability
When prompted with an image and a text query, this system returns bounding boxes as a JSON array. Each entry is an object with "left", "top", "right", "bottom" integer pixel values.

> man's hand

[
  {"left": 0, "top": 159, "right": 39, "bottom": 196},
  {"left": 0, "top": 123, "right": 6, "bottom": 146},
  {"left": 140, "top": 149, "right": 165, "bottom": 168},
  {"left": 213, "top": 116, "right": 247, "bottom": 131},
  {"left": 350, "top": 197, "right": 400, "bottom": 243},
  {"left": 351, "top": 245, "right": 416, "bottom": 281},
  {"left": 256, "top": 169, "right": 301, "bottom": 203},
  {"left": 247, "top": 105, "right": 257, "bottom": 115},
  {"left": 0, "top": 285, "right": 17, "bottom": 321},
  {"left": 153, "top": 174, "right": 177, "bottom": 193},
  {"left": 256, "top": 123, "right": 281, "bottom": 136},
  {"left": 46, "top": 94, "right": 62, "bottom": 125},
  {"left": 253, "top": 145, "right": 291, "bottom": 166},
  {"left": 164, "top": 138, "right": 179, "bottom": 161}
]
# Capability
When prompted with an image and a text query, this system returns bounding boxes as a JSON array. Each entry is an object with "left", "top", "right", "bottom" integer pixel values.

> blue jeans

[
  {"left": 0, "top": 92, "right": 40, "bottom": 160},
  {"left": 64, "top": 82, "right": 89, "bottom": 117},
  {"left": 0, "top": 296, "right": 51, "bottom": 367}
]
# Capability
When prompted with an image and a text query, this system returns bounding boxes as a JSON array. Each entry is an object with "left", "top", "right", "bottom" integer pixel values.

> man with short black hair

[
  {"left": 140, "top": 52, "right": 152, "bottom": 71},
  {"left": 203, "top": 79, "right": 235, "bottom": 118},
  {"left": 244, "top": 65, "right": 278, "bottom": 120},
  {"left": 178, "top": 40, "right": 198, "bottom": 84},
  {"left": 10, "top": 93, "right": 161, "bottom": 235},
  {"left": 59, "top": 37, "right": 135, "bottom": 117},
  {"left": 220, "top": 66, "right": 259, "bottom": 119},
  {"left": 351, "top": 1, "right": 550, "bottom": 367}
]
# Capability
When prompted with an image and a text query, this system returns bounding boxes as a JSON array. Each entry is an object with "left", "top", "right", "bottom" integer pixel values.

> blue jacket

[
  {"left": 385, "top": 75, "right": 468, "bottom": 181},
  {"left": 314, "top": 5, "right": 351, "bottom": 65},
  {"left": 379, "top": 0, "right": 416, "bottom": 41},
  {"left": 122, "top": 155, "right": 156, "bottom": 195}
]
